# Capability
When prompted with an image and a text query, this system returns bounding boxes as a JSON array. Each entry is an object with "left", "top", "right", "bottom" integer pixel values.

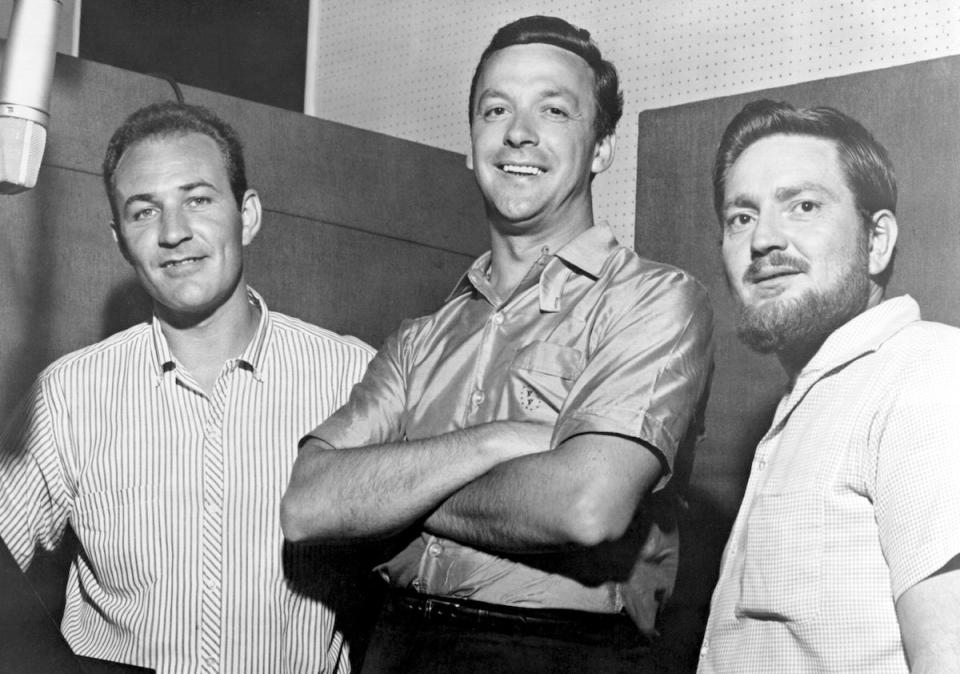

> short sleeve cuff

[{"left": 554, "top": 408, "right": 677, "bottom": 473}]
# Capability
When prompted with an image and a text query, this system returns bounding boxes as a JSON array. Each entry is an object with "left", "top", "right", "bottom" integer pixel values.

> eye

[
  {"left": 186, "top": 196, "right": 212, "bottom": 208},
  {"left": 792, "top": 200, "right": 820, "bottom": 215},
  {"left": 130, "top": 207, "right": 157, "bottom": 222},
  {"left": 482, "top": 105, "right": 508, "bottom": 120},
  {"left": 544, "top": 106, "right": 570, "bottom": 119},
  {"left": 724, "top": 212, "right": 755, "bottom": 233}
]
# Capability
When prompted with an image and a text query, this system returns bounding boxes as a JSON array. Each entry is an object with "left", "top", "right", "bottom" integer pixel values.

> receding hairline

[
  {"left": 470, "top": 42, "right": 600, "bottom": 119},
  {"left": 110, "top": 130, "right": 230, "bottom": 187}
]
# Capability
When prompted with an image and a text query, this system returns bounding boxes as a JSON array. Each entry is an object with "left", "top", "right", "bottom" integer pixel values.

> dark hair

[
  {"left": 103, "top": 101, "right": 247, "bottom": 222},
  {"left": 713, "top": 99, "right": 896, "bottom": 224},
  {"left": 468, "top": 15, "right": 623, "bottom": 141}
]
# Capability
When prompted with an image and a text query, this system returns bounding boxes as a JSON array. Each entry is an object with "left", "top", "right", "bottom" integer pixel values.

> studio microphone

[{"left": 0, "top": 0, "right": 62, "bottom": 194}]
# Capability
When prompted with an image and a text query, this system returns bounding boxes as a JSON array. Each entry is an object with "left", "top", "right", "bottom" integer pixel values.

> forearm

[
  {"left": 280, "top": 421, "right": 549, "bottom": 543},
  {"left": 423, "top": 453, "right": 576, "bottom": 552},
  {"left": 424, "top": 434, "right": 661, "bottom": 553}
]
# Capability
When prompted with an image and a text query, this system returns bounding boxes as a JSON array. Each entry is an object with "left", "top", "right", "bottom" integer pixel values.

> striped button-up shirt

[
  {"left": 0, "top": 289, "right": 374, "bottom": 673},
  {"left": 699, "top": 296, "right": 960, "bottom": 672}
]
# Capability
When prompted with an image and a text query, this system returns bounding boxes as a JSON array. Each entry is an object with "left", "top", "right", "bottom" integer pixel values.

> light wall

[{"left": 310, "top": 0, "right": 960, "bottom": 247}]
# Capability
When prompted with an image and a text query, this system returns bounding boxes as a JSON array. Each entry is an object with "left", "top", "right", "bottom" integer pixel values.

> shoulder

[
  {"left": 37, "top": 323, "right": 153, "bottom": 386},
  {"left": 268, "top": 311, "right": 376, "bottom": 358},
  {"left": 883, "top": 320, "right": 960, "bottom": 367},
  {"left": 872, "top": 320, "right": 960, "bottom": 404},
  {"left": 384, "top": 303, "right": 460, "bottom": 352},
  {"left": 599, "top": 248, "right": 713, "bottom": 321}
]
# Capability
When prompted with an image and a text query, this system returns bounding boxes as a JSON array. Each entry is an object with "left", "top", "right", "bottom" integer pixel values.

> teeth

[
  {"left": 502, "top": 164, "right": 543, "bottom": 176},
  {"left": 163, "top": 257, "right": 201, "bottom": 268}
]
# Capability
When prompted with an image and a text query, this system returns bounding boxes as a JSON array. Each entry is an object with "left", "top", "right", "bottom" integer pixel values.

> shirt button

[
  {"left": 471, "top": 390, "right": 485, "bottom": 406},
  {"left": 700, "top": 637, "right": 710, "bottom": 656},
  {"left": 758, "top": 458, "right": 767, "bottom": 470},
  {"left": 204, "top": 576, "right": 216, "bottom": 589},
  {"left": 427, "top": 542, "right": 443, "bottom": 557},
  {"left": 492, "top": 312, "right": 504, "bottom": 325}
]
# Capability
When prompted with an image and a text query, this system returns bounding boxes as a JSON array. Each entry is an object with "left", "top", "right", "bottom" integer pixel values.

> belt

[{"left": 385, "top": 590, "right": 649, "bottom": 648}]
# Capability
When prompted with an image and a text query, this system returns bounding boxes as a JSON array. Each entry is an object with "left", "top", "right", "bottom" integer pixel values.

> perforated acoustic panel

[{"left": 311, "top": 0, "right": 960, "bottom": 248}]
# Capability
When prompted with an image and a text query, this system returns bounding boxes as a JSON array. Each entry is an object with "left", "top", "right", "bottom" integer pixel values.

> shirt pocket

[
  {"left": 73, "top": 486, "right": 163, "bottom": 591},
  {"left": 507, "top": 341, "right": 584, "bottom": 423},
  {"left": 735, "top": 490, "right": 823, "bottom": 623}
]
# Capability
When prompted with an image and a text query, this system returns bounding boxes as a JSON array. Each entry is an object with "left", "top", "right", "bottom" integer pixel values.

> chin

[{"left": 737, "top": 273, "right": 870, "bottom": 356}]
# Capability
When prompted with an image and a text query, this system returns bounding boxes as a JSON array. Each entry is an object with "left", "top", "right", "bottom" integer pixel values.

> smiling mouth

[
  {"left": 160, "top": 256, "right": 205, "bottom": 269},
  {"left": 751, "top": 269, "right": 800, "bottom": 283},
  {"left": 499, "top": 163, "right": 545, "bottom": 176}
]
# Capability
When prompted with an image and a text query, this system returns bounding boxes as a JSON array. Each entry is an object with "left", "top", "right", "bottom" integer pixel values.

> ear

[
  {"left": 239, "top": 189, "right": 263, "bottom": 246},
  {"left": 110, "top": 220, "right": 133, "bottom": 265},
  {"left": 867, "top": 209, "right": 898, "bottom": 277},
  {"left": 591, "top": 133, "right": 616, "bottom": 175}
]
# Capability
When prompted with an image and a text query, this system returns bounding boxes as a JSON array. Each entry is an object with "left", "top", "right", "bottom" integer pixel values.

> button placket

[{"left": 198, "top": 372, "right": 229, "bottom": 670}]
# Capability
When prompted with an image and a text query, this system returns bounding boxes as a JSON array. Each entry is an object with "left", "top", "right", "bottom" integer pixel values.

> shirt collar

[
  {"left": 551, "top": 222, "right": 620, "bottom": 279},
  {"left": 149, "top": 286, "right": 273, "bottom": 383},
  {"left": 800, "top": 294, "right": 920, "bottom": 378},
  {"left": 447, "top": 222, "right": 621, "bottom": 308},
  {"left": 768, "top": 294, "right": 920, "bottom": 427}
]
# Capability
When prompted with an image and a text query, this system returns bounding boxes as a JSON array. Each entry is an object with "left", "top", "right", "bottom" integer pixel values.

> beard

[{"left": 736, "top": 245, "right": 871, "bottom": 357}]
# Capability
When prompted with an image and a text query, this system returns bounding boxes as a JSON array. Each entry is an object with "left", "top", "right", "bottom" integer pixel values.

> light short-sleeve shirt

[
  {"left": 0, "top": 289, "right": 375, "bottom": 673},
  {"left": 698, "top": 296, "right": 960, "bottom": 673},
  {"left": 307, "top": 224, "right": 714, "bottom": 631}
]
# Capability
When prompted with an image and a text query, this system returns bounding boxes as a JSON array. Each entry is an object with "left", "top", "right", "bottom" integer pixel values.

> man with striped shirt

[{"left": 0, "top": 103, "right": 374, "bottom": 672}]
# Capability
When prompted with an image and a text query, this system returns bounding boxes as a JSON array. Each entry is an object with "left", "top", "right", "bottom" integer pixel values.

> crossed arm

[
  {"left": 281, "top": 423, "right": 663, "bottom": 553},
  {"left": 282, "top": 274, "right": 712, "bottom": 552},
  {"left": 280, "top": 420, "right": 552, "bottom": 543},
  {"left": 422, "top": 432, "right": 662, "bottom": 553}
]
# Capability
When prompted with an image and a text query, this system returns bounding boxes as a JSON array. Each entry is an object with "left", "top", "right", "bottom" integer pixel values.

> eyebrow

[
  {"left": 475, "top": 86, "right": 579, "bottom": 108},
  {"left": 722, "top": 194, "right": 758, "bottom": 213},
  {"left": 774, "top": 182, "right": 840, "bottom": 202},
  {"left": 122, "top": 180, "right": 218, "bottom": 211},
  {"left": 723, "top": 181, "right": 841, "bottom": 212}
]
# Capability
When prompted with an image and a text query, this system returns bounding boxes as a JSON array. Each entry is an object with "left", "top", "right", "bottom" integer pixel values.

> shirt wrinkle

[
  {"left": 449, "top": 224, "right": 618, "bottom": 307},
  {"left": 699, "top": 294, "right": 960, "bottom": 674},
  {"left": 0, "top": 288, "right": 375, "bottom": 673},
  {"left": 310, "top": 223, "right": 714, "bottom": 631},
  {"left": 777, "top": 296, "right": 920, "bottom": 430}
]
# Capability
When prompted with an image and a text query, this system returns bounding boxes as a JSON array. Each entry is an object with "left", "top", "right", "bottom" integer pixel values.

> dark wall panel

[
  {"left": 246, "top": 212, "right": 474, "bottom": 346},
  {"left": 0, "top": 48, "right": 486, "bottom": 424},
  {"left": 1, "top": 43, "right": 486, "bottom": 656},
  {"left": 635, "top": 54, "right": 960, "bottom": 661},
  {"left": 637, "top": 53, "right": 960, "bottom": 516},
  {"left": 42, "top": 54, "right": 489, "bottom": 258},
  {"left": 79, "top": 0, "right": 309, "bottom": 113}
]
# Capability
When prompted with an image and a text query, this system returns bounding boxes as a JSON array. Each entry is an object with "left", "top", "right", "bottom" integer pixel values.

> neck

[
  {"left": 779, "top": 284, "right": 886, "bottom": 383},
  {"left": 778, "top": 344, "right": 819, "bottom": 383},
  {"left": 156, "top": 283, "right": 260, "bottom": 393},
  {"left": 486, "top": 212, "right": 593, "bottom": 297}
]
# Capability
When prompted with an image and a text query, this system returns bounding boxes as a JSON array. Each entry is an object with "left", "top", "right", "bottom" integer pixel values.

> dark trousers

[{"left": 359, "top": 591, "right": 656, "bottom": 674}]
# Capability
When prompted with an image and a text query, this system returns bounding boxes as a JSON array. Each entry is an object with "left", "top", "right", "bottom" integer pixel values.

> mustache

[{"left": 743, "top": 251, "right": 810, "bottom": 284}]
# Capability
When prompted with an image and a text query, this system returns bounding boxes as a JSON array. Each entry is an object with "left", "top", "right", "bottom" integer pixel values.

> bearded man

[{"left": 698, "top": 100, "right": 960, "bottom": 673}]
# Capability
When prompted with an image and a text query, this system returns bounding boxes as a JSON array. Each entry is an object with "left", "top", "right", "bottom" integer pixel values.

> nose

[
  {"left": 750, "top": 209, "right": 787, "bottom": 258},
  {"left": 159, "top": 207, "right": 192, "bottom": 247},
  {"left": 504, "top": 109, "right": 538, "bottom": 148}
]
